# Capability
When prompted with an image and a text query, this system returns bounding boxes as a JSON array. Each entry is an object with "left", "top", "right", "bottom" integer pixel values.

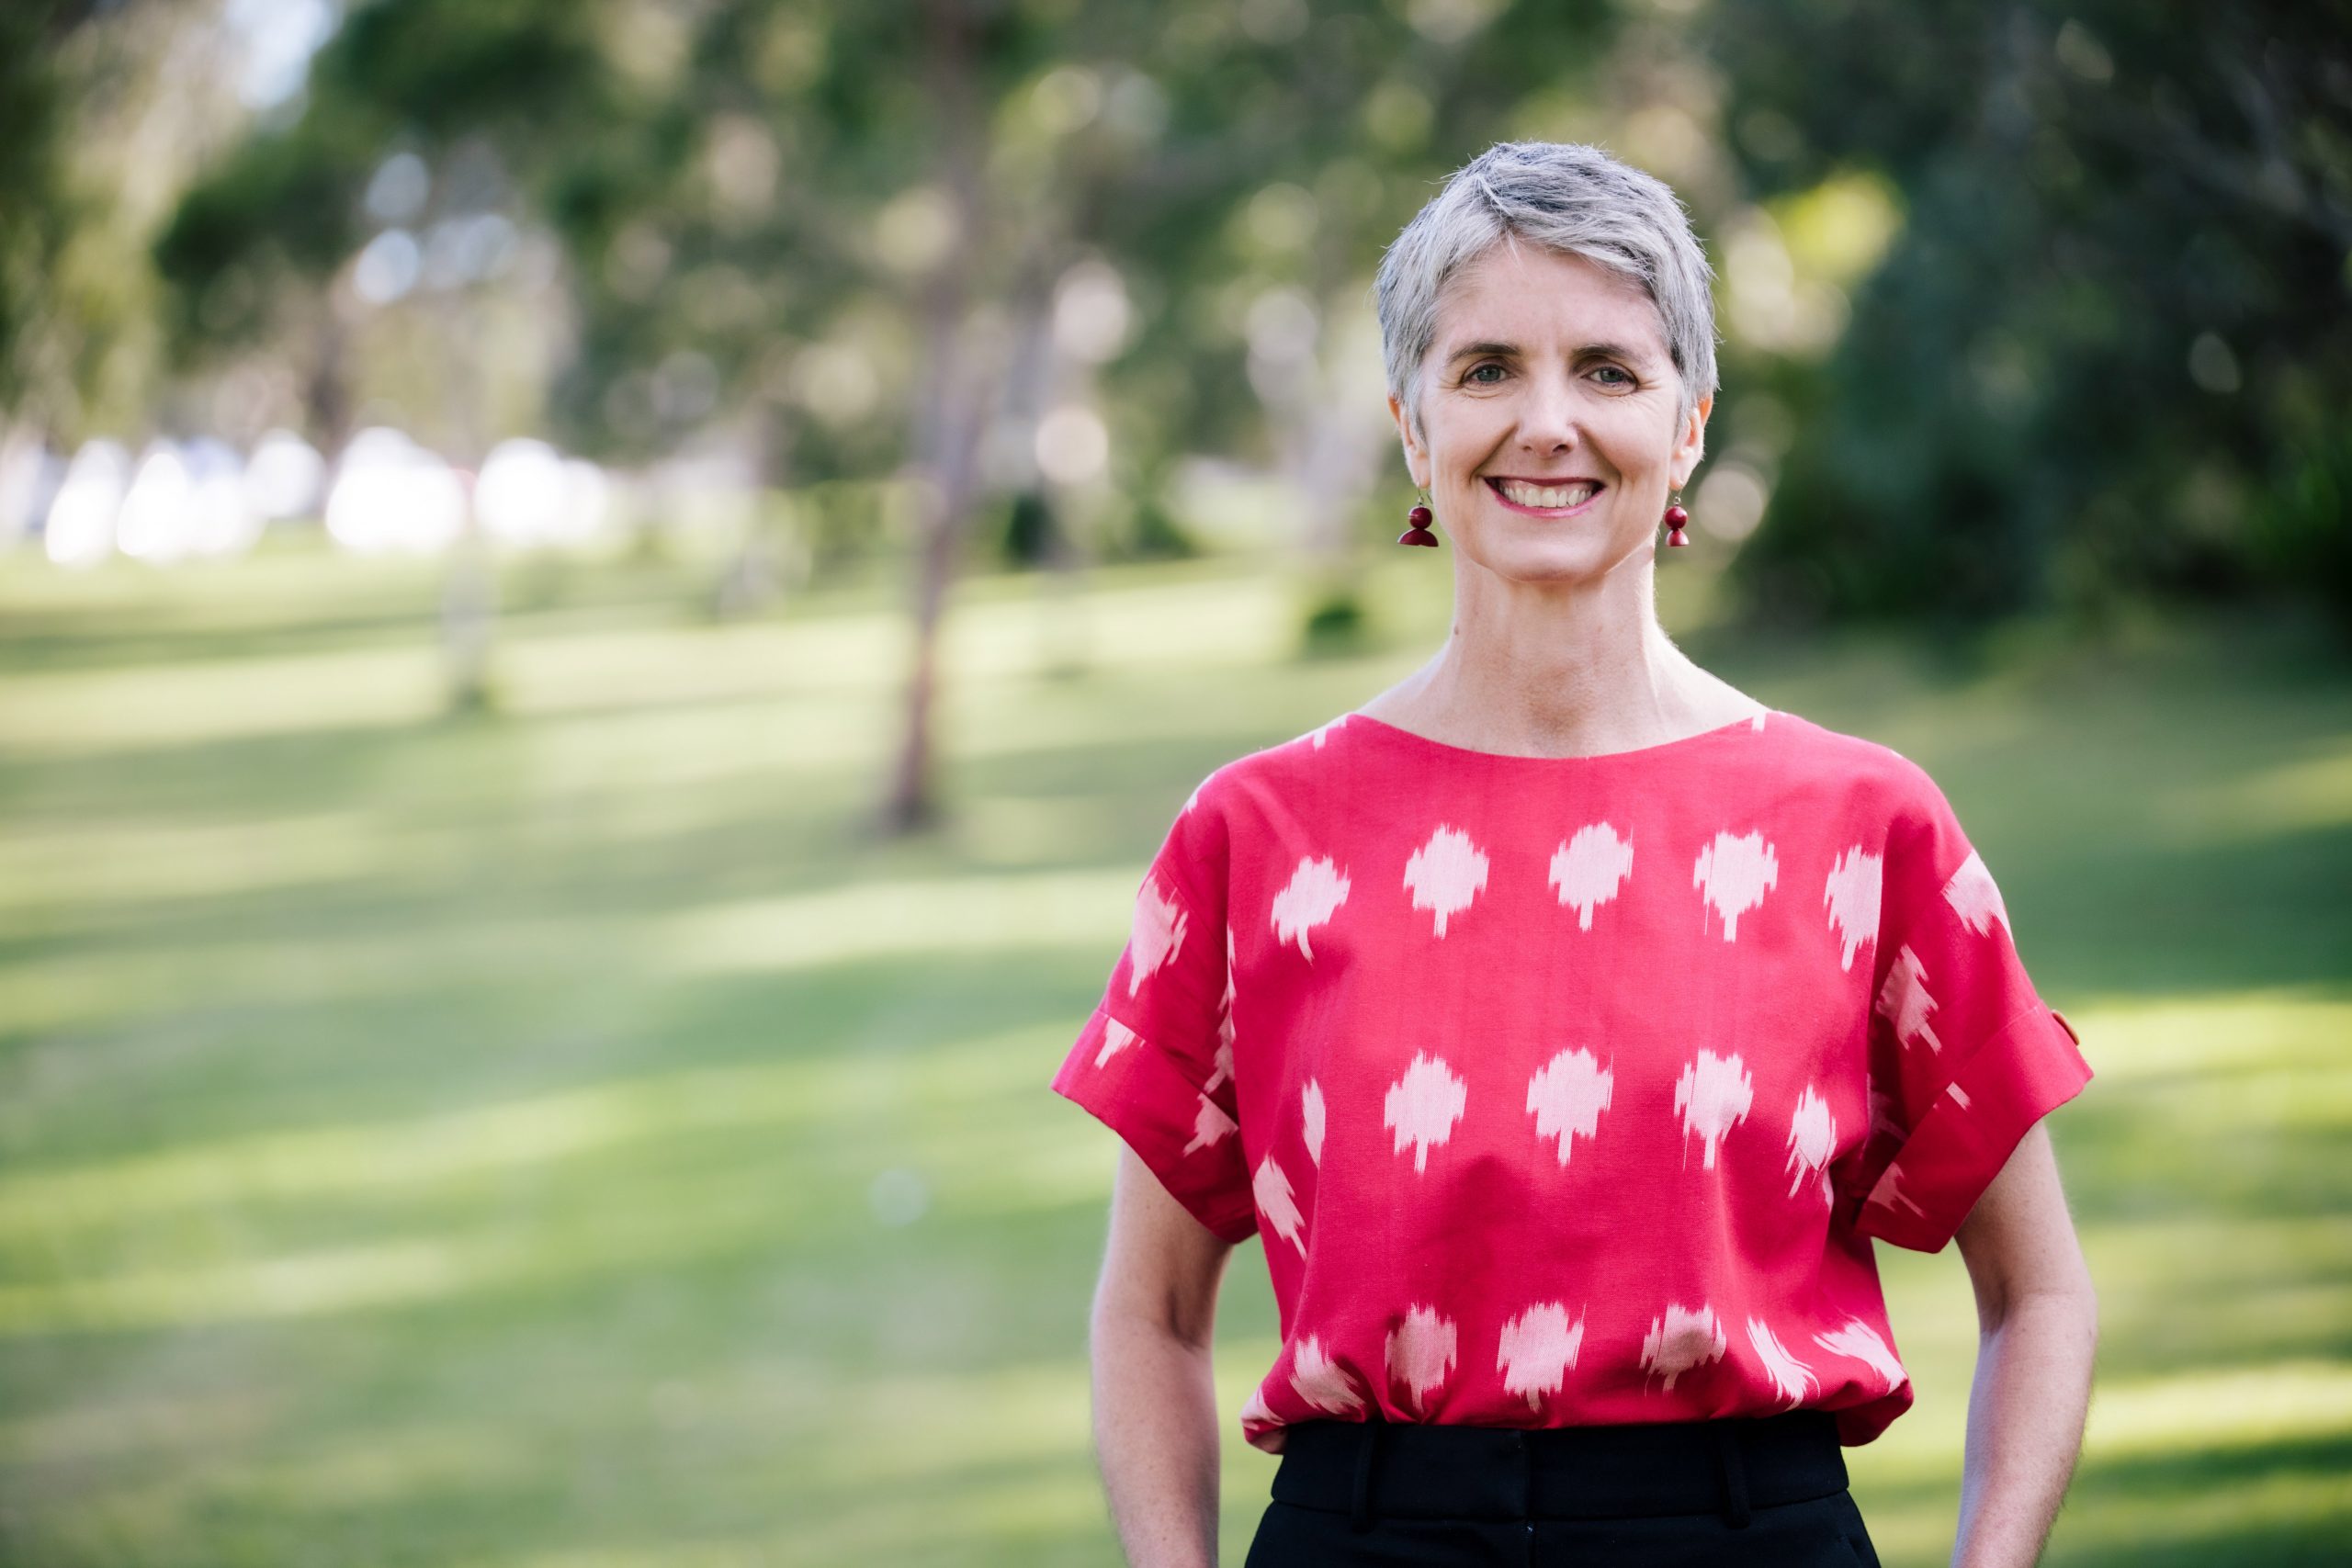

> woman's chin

[{"left": 1467, "top": 528, "right": 1646, "bottom": 583}]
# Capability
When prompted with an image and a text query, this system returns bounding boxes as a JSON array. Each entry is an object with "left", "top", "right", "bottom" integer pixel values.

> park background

[{"left": 2, "top": 1, "right": 2348, "bottom": 1562}]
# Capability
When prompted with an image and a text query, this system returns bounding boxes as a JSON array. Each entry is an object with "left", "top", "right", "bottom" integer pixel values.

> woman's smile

[{"left": 1485, "top": 475, "right": 1608, "bottom": 517}]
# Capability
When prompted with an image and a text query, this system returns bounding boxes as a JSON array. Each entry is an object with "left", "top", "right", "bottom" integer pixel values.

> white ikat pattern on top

[
  {"left": 1875, "top": 945, "right": 1943, "bottom": 1054},
  {"left": 1549, "top": 823, "right": 1634, "bottom": 931},
  {"left": 1498, "top": 1303, "right": 1585, "bottom": 1411},
  {"left": 1526, "top": 1047, "right": 1613, "bottom": 1168},
  {"left": 1254, "top": 1153, "right": 1306, "bottom": 1258},
  {"left": 1869, "top": 1162, "right": 1928, "bottom": 1221},
  {"left": 1291, "top": 1334, "right": 1363, "bottom": 1416},
  {"left": 1942, "top": 849, "right": 2010, "bottom": 937},
  {"left": 1093, "top": 1017, "right": 1137, "bottom": 1068},
  {"left": 1783, "top": 1083, "right": 1838, "bottom": 1204},
  {"left": 1387, "top": 1305, "right": 1457, "bottom": 1415},
  {"left": 1813, "top": 1317, "right": 1905, "bottom": 1393},
  {"left": 1675, "top": 1049, "right": 1755, "bottom": 1169},
  {"left": 1306, "top": 714, "right": 1352, "bottom": 749},
  {"left": 1404, "top": 825, "right": 1489, "bottom": 938},
  {"left": 1127, "top": 875, "right": 1187, "bottom": 997},
  {"left": 1693, "top": 829, "right": 1779, "bottom": 942},
  {"left": 1747, "top": 1317, "right": 1820, "bottom": 1404},
  {"left": 1203, "top": 925, "right": 1237, "bottom": 1093},
  {"left": 1272, "top": 856, "right": 1350, "bottom": 961},
  {"left": 1823, "top": 846, "right": 1883, "bottom": 972},
  {"left": 1641, "top": 1302, "right": 1728, "bottom": 1391},
  {"left": 1182, "top": 1094, "right": 1235, "bottom": 1155},
  {"left": 1385, "top": 1052, "right": 1468, "bottom": 1173}
]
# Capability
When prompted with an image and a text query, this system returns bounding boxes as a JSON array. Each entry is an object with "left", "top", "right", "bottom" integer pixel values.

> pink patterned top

[{"left": 1049, "top": 705, "right": 2093, "bottom": 1453}]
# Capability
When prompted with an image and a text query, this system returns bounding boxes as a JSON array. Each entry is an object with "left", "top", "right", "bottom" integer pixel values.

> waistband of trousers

[{"left": 1269, "top": 1409, "right": 1849, "bottom": 1529}]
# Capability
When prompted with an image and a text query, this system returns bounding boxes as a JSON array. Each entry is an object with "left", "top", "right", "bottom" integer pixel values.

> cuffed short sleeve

[
  {"left": 1050, "top": 793, "right": 1255, "bottom": 1245},
  {"left": 1840, "top": 765, "right": 2095, "bottom": 1254}
]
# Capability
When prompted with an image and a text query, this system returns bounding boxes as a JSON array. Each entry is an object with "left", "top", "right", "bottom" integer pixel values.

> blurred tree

[
  {"left": 1708, "top": 0, "right": 2352, "bottom": 629},
  {"left": 3, "top": 0, "right": 252, "bottom": 443},
  {"left": 161, "top": 0, "right": 1635, "bottom": 833},
  {"left": 0, "top": 4, "right": 78, "bottom": 423},
  {"left": 539, "top": 0, "right": 1635, "bottom": 832},
  {"left": 156, "top": 0, "right": 625, "bottom": 454}
]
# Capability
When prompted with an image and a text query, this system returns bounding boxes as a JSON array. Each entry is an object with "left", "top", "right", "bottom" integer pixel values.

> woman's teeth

[{"left": 1495, "top": 479, "right": 1598, "bottom": 509}]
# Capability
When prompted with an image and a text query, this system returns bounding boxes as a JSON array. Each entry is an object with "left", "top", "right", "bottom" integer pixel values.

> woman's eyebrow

[
  {"left": 1444, "top": 339, "right": 1521, "bottom": 365},
  {"left": 1443, "top": 338, "right": 1656, "bottom": 367}
]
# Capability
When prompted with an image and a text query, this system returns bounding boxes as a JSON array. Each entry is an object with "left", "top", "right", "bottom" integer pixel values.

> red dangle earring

[
  {"left": 1398, "top": 486, "right": 1440, "bottom": 547},
  {"left": 1663, "top": 494, "right": 1690, "bottom": 547}
]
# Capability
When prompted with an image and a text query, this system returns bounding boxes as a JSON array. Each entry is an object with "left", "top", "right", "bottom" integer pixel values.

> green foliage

[
  {"left": 1298, "top": 581, "right": 1369, "bottom": 656},
  {"left": 994, "top": 488, "right": 1056, "bottom": 568},
  {"left": 1127, "top": 493, "right": 1200, "bottom": 560},
  {"left": 161, "top": 0, "right": 619, "bottom": 317},
  {"left": 0, "top": 3, "right": 72, "bottom": 412},
  {"left": 155, "top": 0, "right": 1640, "bottom": 514},
  {"left": 1711, "top": 1, "right": 2352, "bottom": 627},
  {"left": 127, "top": 0, "right": 2352, "bottom": 615},
  {"left": 2249, "top": 427, "right": 2352, "bottom": 632},
  {"left": 0, "top": 0, "right": 176, "bottom": 435},
  {"left": 153, "top": 118, "right": 377, "bottom": 352}
]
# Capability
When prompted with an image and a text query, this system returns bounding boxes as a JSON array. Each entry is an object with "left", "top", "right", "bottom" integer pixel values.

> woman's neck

[{"left": 1362, "top": 569, "right": 1758, "bottom": 758}]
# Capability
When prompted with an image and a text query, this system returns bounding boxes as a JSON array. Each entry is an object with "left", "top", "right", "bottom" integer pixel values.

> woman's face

[{"left": 1389, "top": 242, "right": 1710, "bottom": 583}]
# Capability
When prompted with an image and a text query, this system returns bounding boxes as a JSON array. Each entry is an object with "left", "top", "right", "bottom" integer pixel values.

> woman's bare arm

[
  {"left": 1089, "top": 1144, "right": 1238, "bottom": 1568},
  {"left": 1950, "top": 1121, "right": 2099, "bottom": 1568}
]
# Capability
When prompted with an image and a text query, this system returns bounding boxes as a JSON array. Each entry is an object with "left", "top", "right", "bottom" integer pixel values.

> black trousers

[{"left": 1243, "top": 1409, "right": 1884, "bottom": 1567}]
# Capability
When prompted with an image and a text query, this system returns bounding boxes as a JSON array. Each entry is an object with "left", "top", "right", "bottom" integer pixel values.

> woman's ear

[
  {"left": 1388, "top": 390, "right": 1428, "bottom": 490},
  {"left": 1669, "top": 391, "right": 1713, "bottom": 490}
]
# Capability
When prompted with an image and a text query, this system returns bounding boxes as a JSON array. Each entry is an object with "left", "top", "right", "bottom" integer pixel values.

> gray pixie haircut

[{"left": 1374, "top": 141, "right": 1721, "bottom": 443}]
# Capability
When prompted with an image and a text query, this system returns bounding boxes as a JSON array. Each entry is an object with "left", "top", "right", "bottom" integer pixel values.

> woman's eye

[
  {"left": 1465, "top": 363, "right": 1505, "bottom": 385},
  {"left": 1594, "top": 366, "right": 1634, "bottom": 387}
]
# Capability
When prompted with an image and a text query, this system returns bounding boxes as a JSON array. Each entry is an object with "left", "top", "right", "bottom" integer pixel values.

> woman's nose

[{"left": 1515, "top": 373, "right": 1583, "bottom": 451}]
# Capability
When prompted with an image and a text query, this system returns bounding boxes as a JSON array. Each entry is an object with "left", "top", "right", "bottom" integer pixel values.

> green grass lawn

[{"left": 1, "top": 538, "right": 2347, "bottom": 1565}]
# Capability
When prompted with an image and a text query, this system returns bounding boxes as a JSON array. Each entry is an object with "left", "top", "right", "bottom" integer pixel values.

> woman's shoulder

[
  {"left": 1758, "top": 707, "right": 1925, "bottom": 776},
  {"left": 1178, "top": 712, "right": 1365, "bottom": 809},
  {"left": 1723, "top": 710, "right": 1959, "bottom": 835},
  {"left": 1156, "top": 716, "right": 1385, "bottom": 870}
]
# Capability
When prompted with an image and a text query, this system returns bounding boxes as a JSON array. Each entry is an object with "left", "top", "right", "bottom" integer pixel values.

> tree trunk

[
  {"left": 716, "top": 402, "right": 795, "bottom": 618},
  {"left": 877, "top": 0, "right": 989, "bottom": 837},
  {"left": 305, "top": 300, "right": 354, "bottom": 462}
]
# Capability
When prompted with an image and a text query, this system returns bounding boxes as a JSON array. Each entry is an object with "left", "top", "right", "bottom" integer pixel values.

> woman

[{"left": 1051, "top": 141, "right": 2098, "bottom": 1567}]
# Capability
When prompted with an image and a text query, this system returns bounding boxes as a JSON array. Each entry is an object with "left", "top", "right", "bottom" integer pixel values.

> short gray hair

[{"left": 1374, "top": 141, "right": 1720, "bottom": 443}]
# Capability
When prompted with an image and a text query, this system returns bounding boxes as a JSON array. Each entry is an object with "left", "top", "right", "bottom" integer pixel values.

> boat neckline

[{"left": 1340, "top": 706, "right": 1778, "bottom": 764}]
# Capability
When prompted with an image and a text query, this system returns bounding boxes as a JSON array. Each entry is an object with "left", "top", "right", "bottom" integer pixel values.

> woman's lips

[{"left": 1485, "top": 477, "right": 1606, "bottom": 517}]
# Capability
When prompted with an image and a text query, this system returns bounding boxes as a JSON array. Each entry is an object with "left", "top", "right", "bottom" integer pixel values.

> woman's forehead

[{"left": 1436, "top": 244, "right": 1667, "bottom": 364}]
